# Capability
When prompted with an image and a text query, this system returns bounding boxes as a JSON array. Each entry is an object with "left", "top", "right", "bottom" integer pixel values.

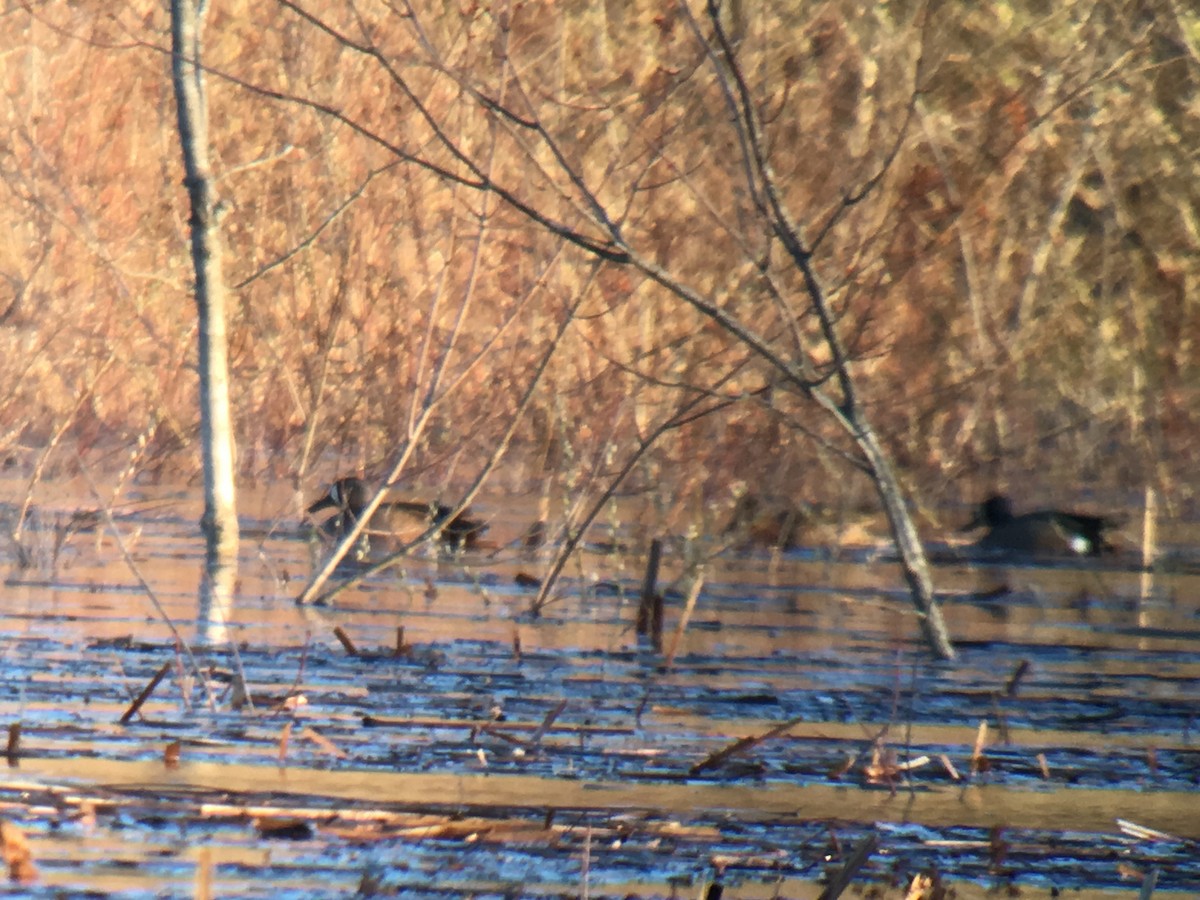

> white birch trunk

[{"left": 170, "top": 0, "right": 239, "bottom": 573}]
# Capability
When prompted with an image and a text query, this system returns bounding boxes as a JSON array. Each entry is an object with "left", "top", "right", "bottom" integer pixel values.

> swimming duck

[
  {"left": 307, "top": 477, "right": 487, "bottom": 550},
  {"left": 963, "top": 494, "right": 1117, "bottom": 557}
]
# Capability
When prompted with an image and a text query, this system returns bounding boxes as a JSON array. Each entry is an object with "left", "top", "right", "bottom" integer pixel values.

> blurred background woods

[{"left": 0, "top": 0, "right": 1196, "bottom": 531}]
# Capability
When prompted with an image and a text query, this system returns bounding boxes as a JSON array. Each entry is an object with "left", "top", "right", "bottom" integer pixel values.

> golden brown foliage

[{"left": 0, "top": 1, "right": 1196, "bottom": 523}]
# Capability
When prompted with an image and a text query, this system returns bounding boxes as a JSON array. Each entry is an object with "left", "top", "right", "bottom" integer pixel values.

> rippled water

[{"left": 0, "top": 478, "right": 1196, "bottom": 896}]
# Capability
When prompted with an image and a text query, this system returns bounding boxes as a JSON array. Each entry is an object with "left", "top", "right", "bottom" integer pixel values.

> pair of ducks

[
  {"left": 307, "top": 477, "right": 1118, "bottom": 559},
  {"left": 307, "top": 477, "right": 487, "bottom": 550}
]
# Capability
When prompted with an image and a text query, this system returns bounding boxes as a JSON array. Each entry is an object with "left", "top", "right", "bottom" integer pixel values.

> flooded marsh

[{"left": 0, "top": 480, "right": 1196, "bottom": 897}]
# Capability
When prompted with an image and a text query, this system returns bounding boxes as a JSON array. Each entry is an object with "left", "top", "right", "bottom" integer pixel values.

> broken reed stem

[
  {"left": 333, "top": 626, "right": 359, "bottom": 656},
  {"left": 119, "top": 660, "right": 173, "bottom": 725},
  {"left": 689, "top": 714, "right": 804, "bottom": 776},
  {"left": 1140, "top": 485, "right": 1156, "bottom": 606},
  {"left": 817, "top": 832, "right": 878, "bottom": 900},
  {"left": 1004, "top": 659, "right": 1030, "bottom": 697},
  {"left": 301, "top": 726, "right": 348, "bottom": 759},
  {"left": 530, "top": 700, "right": 568, "bottom": 749},
  {"left": 663, "top": 573, "right": 705, "bottom": 670},
  {"left": 1138, "top": 865, "right": 1159, "bottom": 900},
  {"left": 0, "top": 818, "right": 38, "bottom": 884},
  {"left": 970, "top": 720, "right": 988, "bottom": 776},
  {"left": 636, "top": 538, "right": 663, "bottom": 636},
  {"left": 277, "top": 720, "right": 294, "bottom": 766},
  {"left": 651, "top": 593, "right": 664, "bottom": 652},
  {"left": 5, "top": 724, "right": 18, "bottom": 767}
]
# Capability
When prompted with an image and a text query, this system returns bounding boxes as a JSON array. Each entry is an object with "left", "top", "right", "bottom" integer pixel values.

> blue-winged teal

[
  {"left": 307, "top": 477, "right": 487, "bottom": 550},
  {"left": 963, "top": 494, "right": 1117, "bottom": 557}
]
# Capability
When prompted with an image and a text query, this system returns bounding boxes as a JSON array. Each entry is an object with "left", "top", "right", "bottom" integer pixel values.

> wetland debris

[
  {"left": 1037, "top": 752, "right": 1050, "bottom": 779},
  {"left": 635, "top": 538, "right": 664, "bottom": 647},
  {"left": 817, "top": 832, "right": 876, "bottom": 900},
  {"left": 277, "top": 720, "right": 294, "bottom": 764},
  {"left": 303, "top": 726, "right": 349, "bottom": 760},
  {"left": 333, "top": 625, "right": 359, "bottom": 656},
  {"left": 254, "top": 816, "right": 314, "bottom": 840},
  {"left": 513, "top": 571, "right": 541, "bottom": 589},
  {"left": 938, "top": 754, "right": 960, "bottom": 780},
  {"left": 195, "top": 846, "right": 212, "bottom": 900},
  {"left": 1004, "top": 659, "right": 1030, "bottom": 696},
  {"left": 663, "top": 574, "right": 704, "bottom": 668},
  {"left": 528, "top": 699, "right": 567, "bottom": 751},
  {"left": 119, "top": 659, "right": 172, "bottom": 724},
  {"left": 0, "top": 819, "right": 36, "bottom": 884},
  {"left": 970, "top": 720, "right": 990, "bottom": 776},
  {"left": 4, "top": 724, "right": 17, "bottom": 767},
  {"left": 689, "top": 714, "right": 805, "bottom": 776},
  {"left": 1140, "top": 866, "right": 1160, "bottom": 898},
  {"left": 1117, "top": 818, "right": 1190, "bottom": 845}
]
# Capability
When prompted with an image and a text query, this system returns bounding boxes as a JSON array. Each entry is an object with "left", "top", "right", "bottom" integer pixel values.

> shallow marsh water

[{"left": 0, "top": 478, "right": 1196, "bottom": 897}]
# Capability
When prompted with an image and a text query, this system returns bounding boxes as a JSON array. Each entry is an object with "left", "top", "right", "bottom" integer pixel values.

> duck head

[
  {"left": 307, "top": 477, "right": 368, "bottom": 517},
  {"left": 962, "top": 494, "right": 1014, "bottom": 531}
]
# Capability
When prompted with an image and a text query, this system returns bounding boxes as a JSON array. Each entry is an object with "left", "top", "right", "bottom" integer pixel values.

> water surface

[{"left": 0, "top": 478, "right": 1195, "bottom": 896}]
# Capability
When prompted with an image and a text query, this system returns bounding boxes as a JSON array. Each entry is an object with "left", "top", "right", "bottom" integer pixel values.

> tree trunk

[
  {"left": 848, "top": 416, "right": 956, "bottom": 660},
  {"left": 170, "top": 0, "right": 239, "bottom": 574}
]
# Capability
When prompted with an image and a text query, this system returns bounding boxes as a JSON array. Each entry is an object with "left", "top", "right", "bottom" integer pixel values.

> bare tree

[
  {"left": 170, "top": 0, "right": 239, "bottom": 576},
  {"left": 244, "top": 0, "right": 955, "bottom": 657}
]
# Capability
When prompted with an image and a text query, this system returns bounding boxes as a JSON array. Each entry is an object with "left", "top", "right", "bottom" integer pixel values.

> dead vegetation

[{"left": 0, "top": 2, "right": 1193, "bottom": 524}]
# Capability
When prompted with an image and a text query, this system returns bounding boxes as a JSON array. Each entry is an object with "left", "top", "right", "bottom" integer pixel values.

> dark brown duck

[{"left": 307, "top": 476, "right": 487, "bottom": 550}]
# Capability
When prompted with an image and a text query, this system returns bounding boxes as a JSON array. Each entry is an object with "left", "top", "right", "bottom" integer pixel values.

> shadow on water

[{"left": 0, "top": 479, "right": 1196, "bottom": 895}]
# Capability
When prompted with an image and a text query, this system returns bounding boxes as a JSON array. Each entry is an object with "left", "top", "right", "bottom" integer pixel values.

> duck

[
  {"left": 962, "top": 494, "right": 1118, "bottom": 557},
  {"left": 306, "top": 476, "right": 487, "bottom": 550}
]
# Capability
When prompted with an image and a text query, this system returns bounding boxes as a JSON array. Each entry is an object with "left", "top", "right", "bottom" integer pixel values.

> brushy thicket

[{"left": 0, "top": 1, "right": 1197, "bottom": 532}]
